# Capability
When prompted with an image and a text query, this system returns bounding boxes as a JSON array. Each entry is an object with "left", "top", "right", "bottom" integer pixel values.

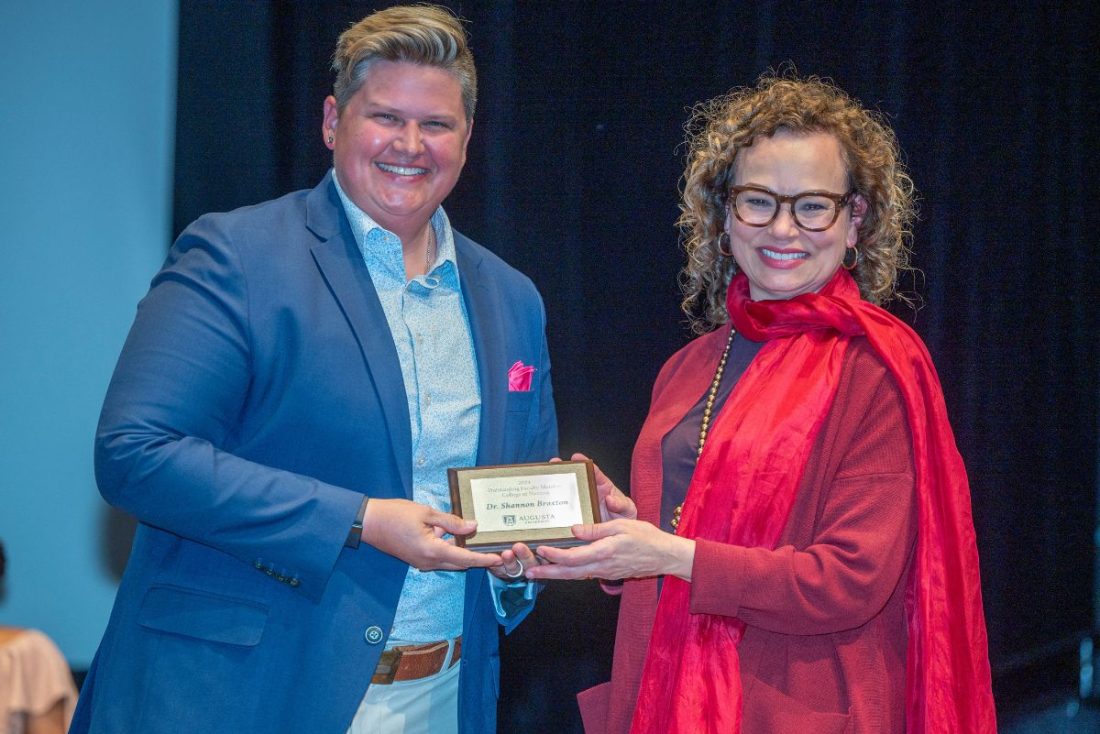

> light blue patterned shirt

[{"left": 333, "top": 174, "right": 479, "bottom": 642}]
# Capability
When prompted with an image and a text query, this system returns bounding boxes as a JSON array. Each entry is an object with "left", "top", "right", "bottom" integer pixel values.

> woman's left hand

[
  {"left": 524, "top": 519, "right": 695, "bottom": 582},
  {"left": 488, "top": 542, "right": 540, "bottom": 582}
]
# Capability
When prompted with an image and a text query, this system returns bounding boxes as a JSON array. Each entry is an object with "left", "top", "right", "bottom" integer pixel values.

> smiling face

[
  {"left": 725, "top": 129, "right": 864, "bottom": 301},
  {"left": 322, "top": 60, "right": 472, "bottom": 241}
]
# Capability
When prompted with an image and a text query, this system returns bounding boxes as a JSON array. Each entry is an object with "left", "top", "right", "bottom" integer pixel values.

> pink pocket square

[{"left": 507, "top": 360, "right": 536, "bottom": 392}]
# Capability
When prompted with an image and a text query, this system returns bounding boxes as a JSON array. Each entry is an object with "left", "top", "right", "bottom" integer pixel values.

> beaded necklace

[{"left": 670, "top": 327, "right": 736, "bottom": 531}]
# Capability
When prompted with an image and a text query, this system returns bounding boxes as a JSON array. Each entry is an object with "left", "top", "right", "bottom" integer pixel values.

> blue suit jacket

[{"left": 72, "top": 174, "right": 558, "bottom": 733}]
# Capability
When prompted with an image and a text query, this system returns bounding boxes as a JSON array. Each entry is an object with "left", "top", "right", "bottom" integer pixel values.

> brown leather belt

[{"left": 371, "top": 636, "right": 462, "bottom": 685}]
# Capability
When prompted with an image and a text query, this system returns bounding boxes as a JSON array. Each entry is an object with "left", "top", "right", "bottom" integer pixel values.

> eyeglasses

[{"left": 728, "top": 185, "right": 856, "bottom": 232}]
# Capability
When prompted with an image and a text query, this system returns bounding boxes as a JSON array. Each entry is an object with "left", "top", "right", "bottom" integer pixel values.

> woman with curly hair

[{"left": 528, "top": 74, "right": 997, "bottom": 733}]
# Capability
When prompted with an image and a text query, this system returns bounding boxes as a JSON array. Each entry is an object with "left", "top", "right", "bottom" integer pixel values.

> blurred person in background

[{"left": 0, "top": 540, "right": 79, "bottom": 734}]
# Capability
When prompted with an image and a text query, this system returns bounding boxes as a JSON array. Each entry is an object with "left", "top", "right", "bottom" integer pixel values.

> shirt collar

[{"left": 331, "top": 168, "right": 457, "bottom": 281}]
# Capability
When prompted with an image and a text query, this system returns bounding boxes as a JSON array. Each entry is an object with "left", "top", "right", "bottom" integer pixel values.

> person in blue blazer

[{"left": 71, "top": 6, "right": 557, "bottom": 733}]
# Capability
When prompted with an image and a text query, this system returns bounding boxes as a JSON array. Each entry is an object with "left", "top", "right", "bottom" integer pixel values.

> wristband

[{"left": 345, "top": 497, "right": 368, "bottom": 549}]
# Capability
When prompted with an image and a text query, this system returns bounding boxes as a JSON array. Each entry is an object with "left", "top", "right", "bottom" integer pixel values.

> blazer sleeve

[
  {"left": 94, "top": 217, "right": 362, "bottom": 602},
  {"left": 688, "top": 347, "right": 917, "bottom": 634}
]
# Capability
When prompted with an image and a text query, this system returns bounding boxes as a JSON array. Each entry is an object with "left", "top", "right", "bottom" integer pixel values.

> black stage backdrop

[{"left": 173, "top": 1, "right": 1099, "bottom": 729}]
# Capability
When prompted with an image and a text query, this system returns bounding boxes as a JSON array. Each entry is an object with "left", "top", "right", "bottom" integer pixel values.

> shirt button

[
  {"left": 424, "top": 394, "right": 431, "bottom": 407},
  {"left": 416, "top": 457, "right": 426, "bottom": 467},
  {"left": 364, "top": 626, "right": 384, "bottom": 645}
]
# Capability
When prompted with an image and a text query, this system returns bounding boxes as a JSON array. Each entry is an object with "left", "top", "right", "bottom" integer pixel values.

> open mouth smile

[
  {"left": 760, "top": 248, "right": 808, "bottom": 261},
  {"left": 376, "top": 162, "right": 429, "bottom": 176}
]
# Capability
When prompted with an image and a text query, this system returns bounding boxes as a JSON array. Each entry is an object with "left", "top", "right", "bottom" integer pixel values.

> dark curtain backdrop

[{"left": 174, "top": 1, "right": 1099, "bottom": 729}]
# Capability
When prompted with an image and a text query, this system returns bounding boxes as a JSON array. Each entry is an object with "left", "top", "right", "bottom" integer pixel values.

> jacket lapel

[
  {"left": 455, "top": 234, "right": 507, "bottom": 467},
  {"left": 305, "top": 175, "right": 413, "bottom": 498}
]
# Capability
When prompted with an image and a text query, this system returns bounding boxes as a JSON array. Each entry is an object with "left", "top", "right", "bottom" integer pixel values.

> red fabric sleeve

[{"left": 689, "top": 347, "right": 917, "bottom": 634}]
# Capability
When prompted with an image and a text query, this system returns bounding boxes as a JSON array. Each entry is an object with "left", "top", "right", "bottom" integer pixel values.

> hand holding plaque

[{"left": 447, "top": 460, "right": 600, "bottom": 552}]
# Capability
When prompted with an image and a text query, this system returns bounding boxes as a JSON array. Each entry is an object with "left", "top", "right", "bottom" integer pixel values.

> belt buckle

[{"left": 373, "top": 647, "right": 403, "bottom": 685}]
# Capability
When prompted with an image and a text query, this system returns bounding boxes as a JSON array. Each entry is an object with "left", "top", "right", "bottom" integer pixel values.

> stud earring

[{"left": 327, "top": 135, "right": 334, "bottom": 144}]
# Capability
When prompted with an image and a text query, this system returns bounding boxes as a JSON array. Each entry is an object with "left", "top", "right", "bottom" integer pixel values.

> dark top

[{"left": 659, "top": 331, "right": 764, "bottom": 532}]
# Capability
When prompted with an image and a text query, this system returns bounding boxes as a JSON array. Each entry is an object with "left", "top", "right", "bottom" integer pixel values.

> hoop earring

[
  {"left": 717, "top": 232, "right": 734, "bottom": 258},
  {"left": 842, "top": 246, "right": 859, "bottom": 270}
]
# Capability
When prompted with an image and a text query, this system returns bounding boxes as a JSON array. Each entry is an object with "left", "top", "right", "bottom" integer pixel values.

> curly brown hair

[{"left": 679, "top": 73, "right": 916, "bottom": 334}]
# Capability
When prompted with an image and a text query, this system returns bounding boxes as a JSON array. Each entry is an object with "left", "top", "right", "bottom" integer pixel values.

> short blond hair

[
  {"left": 332, "top": 4, "right": 476, "bottom": 120},
  {"left": 679, "top": 73, "right": 916, "bottom": 333}
]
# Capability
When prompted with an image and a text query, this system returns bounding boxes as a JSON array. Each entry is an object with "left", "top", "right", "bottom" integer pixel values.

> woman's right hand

[
  {"left": 528, "top": 453, "right": 698, "bottom": 583},
  {"left": 560, "top": 452, "right": 637, "bottom": 522}
]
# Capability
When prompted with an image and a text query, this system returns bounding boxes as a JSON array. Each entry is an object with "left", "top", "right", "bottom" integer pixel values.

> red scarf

[{"left": 630, "top": 270, "right": 996, "bottom": 733}]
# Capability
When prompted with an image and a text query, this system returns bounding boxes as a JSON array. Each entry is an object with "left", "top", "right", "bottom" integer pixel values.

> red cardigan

[{"left": 579, "top": 324, "right": 917, "bottom": 733}]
